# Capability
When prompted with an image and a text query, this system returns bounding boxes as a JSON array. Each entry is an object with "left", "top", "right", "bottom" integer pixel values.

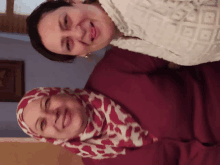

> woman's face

[
  {"left": 23, "top": 94, "right": 88, "bottom": 139},
  {"left": 38, "top": 3, "right": 117, "bottom": 57}
]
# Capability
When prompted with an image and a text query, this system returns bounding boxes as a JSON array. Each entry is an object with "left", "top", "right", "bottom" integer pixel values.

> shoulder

[
  {"left": 85, "top": 46, "right": 168, "bottom": 90},
  {"left": 87, "top": 46, "right": 169, "bottom": 77}
]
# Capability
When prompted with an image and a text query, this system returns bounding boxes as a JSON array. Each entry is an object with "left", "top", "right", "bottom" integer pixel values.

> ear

[{"left": 78, "top": 53, "right": 88, "bottom": 58}]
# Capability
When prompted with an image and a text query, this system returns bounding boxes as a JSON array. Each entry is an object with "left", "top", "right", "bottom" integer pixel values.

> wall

[{"left": 0, "top": 33, "right": 107, "bottom": 137}]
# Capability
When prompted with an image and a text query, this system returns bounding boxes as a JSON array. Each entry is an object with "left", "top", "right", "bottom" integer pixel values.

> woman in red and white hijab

[
  {"left": 16, "top": 87, "right": 157, "bottom": 160},
  {"left": 17, "top": 47, "right": 220, "bottom": 165}
]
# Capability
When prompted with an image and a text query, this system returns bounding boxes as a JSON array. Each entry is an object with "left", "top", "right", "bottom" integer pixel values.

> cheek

[
  {"left": 69, "top": 115, "right": 83, "bottom": 137},
  {"left": 43, "top": 127, "right": 57, "bottom": 138},
  {"left": 72, "top": 42, "right": 88, "bottom": 55},
  {"left": 70, "top": 106, "right": 84, "bottom": 123},
  {"left": 70, "top": 9, "right": 87, "bottom": 24},
  {"left": 100, "top": 22, "right": 115, "bottom": 39}
]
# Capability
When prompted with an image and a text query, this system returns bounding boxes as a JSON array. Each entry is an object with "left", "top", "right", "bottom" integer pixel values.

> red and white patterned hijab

[{"left": 17, "top": 87, "right": 157, "bottom": 159}]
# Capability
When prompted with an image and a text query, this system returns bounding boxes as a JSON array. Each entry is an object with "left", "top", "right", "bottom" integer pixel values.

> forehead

[
  {"left": 23, "top": 98, "right": 42, "bottom": 131},
  {"left": 38, "top": 6, "right": 74, "bottom": 33},
  {"left": 41, "top": 6, "right": 68, "bottom": 21},
  {"left": 38, "top": 7, "right": 69, "bottom": 54}
]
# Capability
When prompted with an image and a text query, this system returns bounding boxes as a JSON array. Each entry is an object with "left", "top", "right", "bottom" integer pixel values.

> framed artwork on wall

[{"left": 0, "top": 60, "right": 24, "bottom": 102}]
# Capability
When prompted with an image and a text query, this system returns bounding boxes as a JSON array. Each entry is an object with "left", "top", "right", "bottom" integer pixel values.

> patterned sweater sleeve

[
  {"left": 108, "top": 0, "right": 220, "bottom": 65},
  {"left": 172, "top": 0, "right": 216, "bottom": 6}
]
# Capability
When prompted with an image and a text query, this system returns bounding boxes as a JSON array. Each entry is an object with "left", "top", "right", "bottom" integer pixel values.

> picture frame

[{"left": 0, "top": 60, "right": 25, "bottom": 102}]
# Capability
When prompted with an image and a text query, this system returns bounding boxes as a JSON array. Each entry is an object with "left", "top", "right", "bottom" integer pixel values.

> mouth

[
  {"left": 90, "top": 22, "right": 96, "bottom": 42},
  {"left": 63, "top": 109, "right": 71, "bottom": 129}
]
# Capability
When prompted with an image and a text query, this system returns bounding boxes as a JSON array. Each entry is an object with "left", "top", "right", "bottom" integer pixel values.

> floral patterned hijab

[{"left": 17, "top": 87, "right": 157, "bottom": 159}]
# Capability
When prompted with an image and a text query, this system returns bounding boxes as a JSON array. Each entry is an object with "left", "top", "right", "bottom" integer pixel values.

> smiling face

[
  {"left": 38, "top": 3, "right": 118, "bottom": 57},
  {"left": 23, "top": 94, "right": 88, "bottom": 139}
]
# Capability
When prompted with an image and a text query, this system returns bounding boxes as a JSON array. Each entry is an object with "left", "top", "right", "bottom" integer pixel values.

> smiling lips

[{"left": 91, "top": 22, "right": 96, "bottom": 42}]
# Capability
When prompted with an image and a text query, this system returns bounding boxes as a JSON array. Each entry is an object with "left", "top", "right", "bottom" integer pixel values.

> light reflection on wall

[
  {"left": 0, "top": 0, "right": 6, "bottom": 14},
  {"left": 14, "top": 0, "right": 46, "bottom": 15}
]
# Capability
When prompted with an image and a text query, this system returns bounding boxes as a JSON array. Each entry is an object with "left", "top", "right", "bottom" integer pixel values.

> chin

[{"left": 93, "top": 40, "right": 111, "bottom": 51}]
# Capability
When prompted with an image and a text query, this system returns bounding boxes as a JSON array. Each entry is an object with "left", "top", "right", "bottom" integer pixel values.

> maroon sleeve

[
  {"left": 86, "top": 48, "right": 220, "bottom": 142},
  {"left": 82, "top": 140, "right": 220, "bottom": 165},
  {"left": 85, "top": 47, "right": 220, "bottom": 164},
  {"left": 86, "top": 62, "right": 220, "bottom": 140},
  {"left": 102, "top": 47, "right": 169, "bottom": 73}
]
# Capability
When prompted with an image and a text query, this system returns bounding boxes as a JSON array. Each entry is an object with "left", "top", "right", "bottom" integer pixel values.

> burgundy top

[{"left": 83, "top": 47, "right": 220, "bottom": 165}]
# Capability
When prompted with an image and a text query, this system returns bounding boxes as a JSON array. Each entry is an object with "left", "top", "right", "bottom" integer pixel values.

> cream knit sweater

[{"left": 99, "top": 0, "right": 219, "bottom": 66}]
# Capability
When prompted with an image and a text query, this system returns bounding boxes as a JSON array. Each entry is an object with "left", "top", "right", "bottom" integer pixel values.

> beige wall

[{"left": 0, "top": 142, "right": 84, "bottom": 165}]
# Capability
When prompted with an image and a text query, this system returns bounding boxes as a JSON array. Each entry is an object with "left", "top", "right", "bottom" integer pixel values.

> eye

[
  {"left": 64, "top": 15, "right": 68, "bottom": 29},
  {"left": 45, "top": 97, "right": 50, "bottom": 110},
  {"left": 41, "top": 119, "right": 47, "bottom": 131}
]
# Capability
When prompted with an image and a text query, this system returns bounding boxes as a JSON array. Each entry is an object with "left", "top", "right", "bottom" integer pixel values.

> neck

[{"left": 113, "top": 26, "right": 124, "bottom": 40}]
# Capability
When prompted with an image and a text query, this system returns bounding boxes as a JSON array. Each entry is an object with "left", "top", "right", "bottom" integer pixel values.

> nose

[
  {"left": 65, "top": 25, "right": 85, "bottom": 41},
  {"left": 44, "top": 110, "right": 57, "bottom": 126},
  {"left": 44, "top": 109, "right": 64, "bottom": 130}
]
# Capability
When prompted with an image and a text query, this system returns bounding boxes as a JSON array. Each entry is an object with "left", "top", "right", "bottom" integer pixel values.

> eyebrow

[
  {"left": 35, "top": 118, "right": 40, "bottom": 131},
  {"left": 59, "top": 14, "right": 65, "bottom": 31},
  {"left": 40, "top": 96, "right": 44, "bottom": 110},
  {"left": 58, "top": 15, "right": 66, "bottom": 51},
  {"left": 61, "top": 38, "right": 65, "bottom": 51},
  {"left": 35, "top": 97, "right": 44, "bottom": 131}
]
